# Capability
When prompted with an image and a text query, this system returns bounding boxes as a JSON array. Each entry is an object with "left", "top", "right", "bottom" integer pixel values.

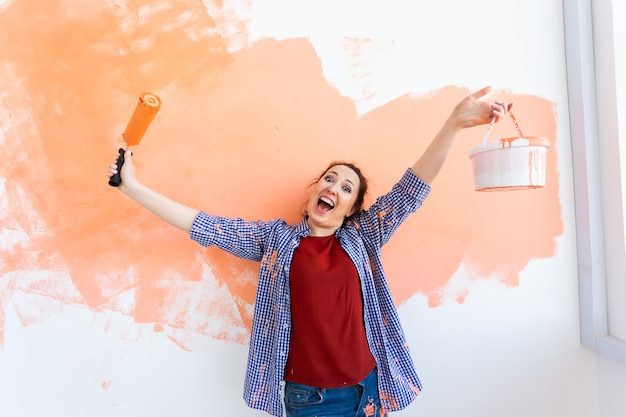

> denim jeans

[{"left": 284, "top": 367, "right": 383, "bottom": 417}]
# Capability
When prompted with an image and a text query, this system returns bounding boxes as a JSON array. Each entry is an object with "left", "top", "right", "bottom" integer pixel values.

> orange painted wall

[{"left": 0, "top": 0, "right": 561, "bottom": 348}]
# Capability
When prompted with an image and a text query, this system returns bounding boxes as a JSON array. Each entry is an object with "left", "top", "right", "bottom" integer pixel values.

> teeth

[{"left": 320, "top": 196, "right": 335, "bottom": 208}]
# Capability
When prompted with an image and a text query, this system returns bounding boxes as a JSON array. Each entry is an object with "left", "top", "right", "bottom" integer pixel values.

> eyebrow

[{"left": 328, "top": 170, "right": 355, "bottom": 187}]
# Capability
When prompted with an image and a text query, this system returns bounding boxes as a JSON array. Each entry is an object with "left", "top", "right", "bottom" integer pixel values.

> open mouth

[{"left": 317, "top": 196, "right": 335, "bottom": 212}]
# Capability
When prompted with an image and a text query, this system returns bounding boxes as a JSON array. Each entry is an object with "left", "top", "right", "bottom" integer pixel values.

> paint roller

[{"left": 108, "top": 92, "right": 162, "bottom": 187}]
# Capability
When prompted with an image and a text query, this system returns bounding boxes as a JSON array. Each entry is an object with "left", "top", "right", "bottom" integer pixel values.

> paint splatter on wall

[{"left": 0, "top": 0, "right": 561, "bottom": 353}]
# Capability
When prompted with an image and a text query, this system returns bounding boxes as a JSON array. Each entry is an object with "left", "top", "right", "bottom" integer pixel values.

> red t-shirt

[{"left": 285, "top": 234, "right": 376, "bottom": 387}]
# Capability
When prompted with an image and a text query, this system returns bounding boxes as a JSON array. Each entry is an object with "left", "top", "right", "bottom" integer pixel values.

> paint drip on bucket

[{"left": 469, "top": 111, "right": 550, "bottom": 191}]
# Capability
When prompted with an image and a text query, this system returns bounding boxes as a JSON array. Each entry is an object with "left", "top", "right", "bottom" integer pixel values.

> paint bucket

[{"left": 468, "top": 136, "right": 550, "bottom": 191}]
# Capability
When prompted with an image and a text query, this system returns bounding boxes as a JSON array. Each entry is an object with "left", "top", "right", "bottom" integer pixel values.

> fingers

[
  {"left": 470, "top": 86, "right": 492, "bottom": 101},
  {"left": 469, "top": 87, "right": 513, "bottom": 122},
  {"left": 106, "top": 148, "right": 132, "bottom": 178},
  {"left": 490, "top": 100, "right": 513, "bottom": 121},
  {"left": 107, "top": 158, "right": 120, "bottom": 177},
  {"left": 107, "top": 162, "right": 117, "bottom": 177}
]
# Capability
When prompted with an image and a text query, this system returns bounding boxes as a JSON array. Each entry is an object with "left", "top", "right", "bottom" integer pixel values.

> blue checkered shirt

[{"left": 190, "top": 168, "right": 430, "bottom": 416}]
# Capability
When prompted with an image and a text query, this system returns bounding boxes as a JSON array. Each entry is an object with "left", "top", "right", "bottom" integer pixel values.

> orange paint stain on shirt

[
  {"left": 0, "top": 0, "right": 561, "bottom": 347},
  {"left": 379, "top": 391, "right": 399, "bottom": 410}
]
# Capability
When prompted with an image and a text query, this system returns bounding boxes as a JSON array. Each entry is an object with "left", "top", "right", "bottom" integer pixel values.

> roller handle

[{"left": 108, "top": 148, "right": 126, "bottom": 187}]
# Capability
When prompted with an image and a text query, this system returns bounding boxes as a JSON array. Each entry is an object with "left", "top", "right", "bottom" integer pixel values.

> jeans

[{"left": 284, "top": 367, "right": 383, "bottom": 417}]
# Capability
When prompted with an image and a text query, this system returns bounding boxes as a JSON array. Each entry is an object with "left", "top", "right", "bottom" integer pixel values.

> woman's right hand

[{"left": 107, "top": 149, "right": 137, "bottom": 191}]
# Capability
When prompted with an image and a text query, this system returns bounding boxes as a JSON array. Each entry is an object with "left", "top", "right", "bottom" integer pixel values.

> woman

[{"left": 107, "top": 86, "right": 511, "bottom": 417}]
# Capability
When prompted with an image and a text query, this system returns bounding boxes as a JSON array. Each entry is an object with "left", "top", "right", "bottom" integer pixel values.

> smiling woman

[
  {"left": 106, "top": 88, "right": 511, "bottom": 417},
  {"left": 0, "top": 0, "right": 582, "bottom": 415},
  {"left": 305, "top": 162, "right": 368, "bottom": 236}
]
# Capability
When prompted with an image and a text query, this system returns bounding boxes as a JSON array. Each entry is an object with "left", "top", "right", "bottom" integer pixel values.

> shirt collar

[
  {"left": 296, "top": 216, "right": 348, "bottom": 239},
  {"left": 295, "top": 217, "right": 311, "bottom": 237}
]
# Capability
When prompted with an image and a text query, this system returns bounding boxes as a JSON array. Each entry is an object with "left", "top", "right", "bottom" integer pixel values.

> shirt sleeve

[
  {"left": 189, "top": 211, "right": 273, "bottom": 262},
  {"left": 355, "top": 168, "right": 431, "bottom": 247}
]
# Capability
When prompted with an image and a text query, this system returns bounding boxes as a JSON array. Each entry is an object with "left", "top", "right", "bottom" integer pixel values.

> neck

[{"left": 306, "top": 217, "right": 338, "bottom": 237}]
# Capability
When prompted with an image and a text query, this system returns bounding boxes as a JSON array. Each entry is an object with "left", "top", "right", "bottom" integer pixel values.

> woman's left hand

[{"left": 451, "top": 86, "right": 513, "bottom": 129}]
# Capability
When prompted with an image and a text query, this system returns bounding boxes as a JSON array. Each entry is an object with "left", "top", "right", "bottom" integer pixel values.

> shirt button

[{"left": 280, "top": 351, "right": 286, "bottom": 356}]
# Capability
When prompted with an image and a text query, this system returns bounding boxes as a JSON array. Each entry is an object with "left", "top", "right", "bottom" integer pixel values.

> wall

[{"left": 0, "top": 0, "right": 620, "bottom": 416}]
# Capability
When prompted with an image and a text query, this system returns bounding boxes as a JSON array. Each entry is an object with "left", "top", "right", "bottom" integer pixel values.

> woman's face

[{"left": 306, "top": 164, "right": 360, "bottom": 236}]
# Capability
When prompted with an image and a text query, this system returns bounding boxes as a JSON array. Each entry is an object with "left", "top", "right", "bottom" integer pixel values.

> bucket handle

[
  {"left": 481, "top": 111, "right": 525, "bottom": 144},
  {"left": 481, "top": 117, "right": 496, "bottom": 144}
]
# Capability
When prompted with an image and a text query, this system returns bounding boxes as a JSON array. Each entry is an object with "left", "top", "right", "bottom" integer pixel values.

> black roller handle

[{"left": 108, "top": 148, "right": 126, "bottom": 187}]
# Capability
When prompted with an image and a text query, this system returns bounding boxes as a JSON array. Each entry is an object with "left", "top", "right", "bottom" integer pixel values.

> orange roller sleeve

[
  {"left": 108, "top": 92, "right": 162, "bottom": 187},
  {"left": 122, "top": 93, "right": 162, "bottom": 146}
]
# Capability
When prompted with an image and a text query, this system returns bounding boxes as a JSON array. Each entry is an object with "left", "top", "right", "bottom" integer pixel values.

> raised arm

[
  {"left": 107, "top": 149, "right": 200, "bottom": 233},
  {"left": 411, "top": 86, "right": 511, "bottom": 184}
]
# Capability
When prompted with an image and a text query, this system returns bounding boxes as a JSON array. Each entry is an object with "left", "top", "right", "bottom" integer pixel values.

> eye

[
  {"left": 324, "top": 175, "right": 334, "bottom": 183},
  {"left": 342, "top": 185, "right": 352, "bottom": 193}
]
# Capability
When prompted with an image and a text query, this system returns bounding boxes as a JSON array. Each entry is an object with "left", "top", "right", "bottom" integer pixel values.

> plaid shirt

[{"left": 190, "top": 168, "right": 430, "bottom": 416}]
